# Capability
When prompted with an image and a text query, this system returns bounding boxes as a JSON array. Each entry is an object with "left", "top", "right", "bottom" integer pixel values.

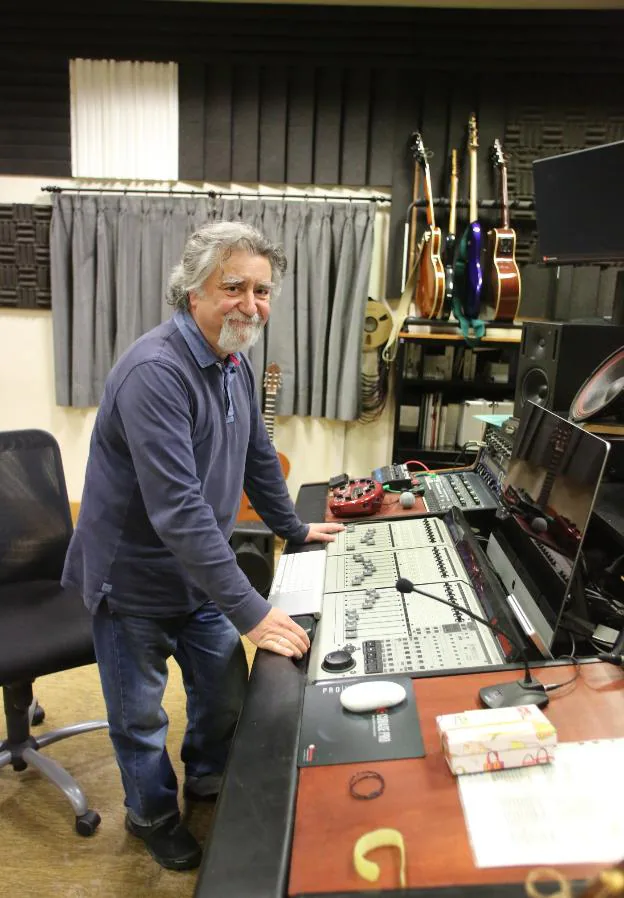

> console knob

[{"left": 322, "top": 650, "right": 356, "bottom": 673}]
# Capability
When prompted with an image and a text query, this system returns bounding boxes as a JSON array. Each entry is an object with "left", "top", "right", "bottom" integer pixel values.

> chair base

[{"left": 1, "top": 682, "right": 108, "bottom": 836}]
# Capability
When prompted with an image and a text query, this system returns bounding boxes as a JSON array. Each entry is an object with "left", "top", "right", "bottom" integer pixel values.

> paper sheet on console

[{"left": 457, "top": 739, "right": 624, "bottom": 868}]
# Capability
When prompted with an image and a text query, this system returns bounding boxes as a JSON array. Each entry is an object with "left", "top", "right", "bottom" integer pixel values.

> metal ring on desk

[{"left": 349, "top": 770, "right": 385, "bottom": 801}]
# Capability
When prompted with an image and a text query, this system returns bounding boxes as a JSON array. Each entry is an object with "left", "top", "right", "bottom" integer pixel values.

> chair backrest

[{"left": 0, "top": 429, "right": 73, "bottom": 585}]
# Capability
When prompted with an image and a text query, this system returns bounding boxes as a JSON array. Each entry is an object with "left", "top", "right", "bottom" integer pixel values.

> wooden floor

[{"left": 0, "top": 639, "right": 257, "bottom": 898}]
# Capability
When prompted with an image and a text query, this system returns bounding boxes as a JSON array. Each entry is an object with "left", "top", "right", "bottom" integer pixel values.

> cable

[
  {"left": 403, "top": 459, "right": 430, "bottom": 472},
  {"left": 542, "top": 654, "right": 581, "bottom": 693}
]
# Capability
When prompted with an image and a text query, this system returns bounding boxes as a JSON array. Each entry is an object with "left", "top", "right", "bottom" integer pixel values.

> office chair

[{"left": 0, "top": 429, "right": 108, "bottom": 835}]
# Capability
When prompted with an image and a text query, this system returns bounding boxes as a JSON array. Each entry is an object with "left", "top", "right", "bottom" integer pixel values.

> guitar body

[
  {"left": 415, "top": 227, "right": 446, "bottom": 319},
  {"left": 441, "top": 232, "right": 456, "bottom": 320},
  {"left": 237, "top": 451, "right": 291, "bottom": 523},
  {"left": 484, "top": 227, "right": 521, "bottom": 321},
  {"left": 464, "top": 220, "right": 483, "bottom": 319}
]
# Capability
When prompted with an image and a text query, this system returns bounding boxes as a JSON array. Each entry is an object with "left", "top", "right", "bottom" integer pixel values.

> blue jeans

[{"left": 92, "top": 599, "right": 248, "bottom": 826}]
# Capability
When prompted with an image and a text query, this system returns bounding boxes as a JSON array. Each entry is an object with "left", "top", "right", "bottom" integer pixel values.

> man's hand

[
  {"left": 304, "top": 522, "right": 345, "bottom": 543},
  {"left": 244, "top": 606, "right": 311, "bottom": 659}
]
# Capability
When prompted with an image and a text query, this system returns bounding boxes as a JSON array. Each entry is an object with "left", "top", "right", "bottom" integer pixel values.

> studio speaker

[
  {"left": 513, "top": 322, "right": 624, "bottom": 418},
  {"left": 570, "top": 346, "right": 624, "bottom": 422},
  {"left": 230, "top": 521, "right": 275, "bottom": 599}
]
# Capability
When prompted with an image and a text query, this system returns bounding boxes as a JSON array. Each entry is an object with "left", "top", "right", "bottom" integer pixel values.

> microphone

[{"left": 395, "top": 577, "right": 548, "bottom": 710}]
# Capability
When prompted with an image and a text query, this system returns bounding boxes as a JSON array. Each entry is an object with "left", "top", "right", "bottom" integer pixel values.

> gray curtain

[{"left": 50, "top": 193, "right": 375, "bottom": 420}]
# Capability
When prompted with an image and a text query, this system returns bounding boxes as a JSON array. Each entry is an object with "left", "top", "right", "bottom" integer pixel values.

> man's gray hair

[{"left": 167, "top": 220, "right": 287, "bottom": 311}]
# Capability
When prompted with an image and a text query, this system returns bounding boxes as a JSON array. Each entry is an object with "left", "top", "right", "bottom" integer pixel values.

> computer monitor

[
  {"left": 502, "top": 402, "right": 610, "bottom": 647},
  {"left": 533, "top": 140, "right": 624, "bottom": 264}
]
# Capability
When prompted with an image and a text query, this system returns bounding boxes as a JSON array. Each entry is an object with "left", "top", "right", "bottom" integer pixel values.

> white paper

[{"left": 457, "top": 739, "right": 624, "bottom": 868}]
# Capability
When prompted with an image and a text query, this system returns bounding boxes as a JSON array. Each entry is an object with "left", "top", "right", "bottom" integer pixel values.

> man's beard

[{"left": 217, "top": 313, "right": 264, "bottom": 354}]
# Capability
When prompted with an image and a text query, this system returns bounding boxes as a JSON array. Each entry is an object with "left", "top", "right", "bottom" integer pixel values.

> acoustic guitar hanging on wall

[
  {"left": 410, "top": 132, "right": 445, "bottom": 319},
  {"left": 237, "top": 362, "right": 291, "bottom": 523},
  {"left": 483, "top": 138, "right": 521, "bottom": 321}
]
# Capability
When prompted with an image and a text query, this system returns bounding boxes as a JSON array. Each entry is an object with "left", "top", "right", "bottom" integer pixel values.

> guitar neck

[
  {"left": 500, "top": 164, "right": 510, "bottom": 229},
  {"left": 263, "top": 394, "right": 276, "bottom": 442},
  {"left": 536, "top": 434, "right": 567, "bottom": 508},
  {"left": 423, "top": 162, "right": 436, "bottom": 229},
  {"left": 449, "top": 150, "right": 458, "bottom": 237},
  {"left": 469, "top": 148, "right": 478, "bottom": 223}
]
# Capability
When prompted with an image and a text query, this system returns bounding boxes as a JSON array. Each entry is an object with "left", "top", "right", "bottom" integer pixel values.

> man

[{"left": 62, "top": 221, "right": 343, "bottom": 871}]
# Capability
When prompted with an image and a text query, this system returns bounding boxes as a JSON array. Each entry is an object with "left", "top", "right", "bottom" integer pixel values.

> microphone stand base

[{"left": 479, "top": 678, "right": 549, "bottom": 710}]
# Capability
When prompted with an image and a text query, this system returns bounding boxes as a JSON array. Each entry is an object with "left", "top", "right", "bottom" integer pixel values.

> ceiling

[{"left": 154, "top": 0, "right": 624, "bottom": 8}]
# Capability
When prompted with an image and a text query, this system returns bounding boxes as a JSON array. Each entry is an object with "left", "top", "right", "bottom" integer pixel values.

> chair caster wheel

[
  {"left": 76, "top": 810, "right": 101, "bottom": 836},
  {"left": 32, "top": 704, "right": 45, "bottom": 725}
]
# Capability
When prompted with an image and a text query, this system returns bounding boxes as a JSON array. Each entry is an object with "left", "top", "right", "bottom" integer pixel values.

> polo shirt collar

[{"left": 174, "top": 309, "right": 240, "bottom": 369}]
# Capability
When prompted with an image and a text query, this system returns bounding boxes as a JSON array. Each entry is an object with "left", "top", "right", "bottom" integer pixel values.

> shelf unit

[{"left": 392, "top": 328, "right": 522, "bottom": 468}]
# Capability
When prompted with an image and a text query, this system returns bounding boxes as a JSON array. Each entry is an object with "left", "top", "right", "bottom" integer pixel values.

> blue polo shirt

[{"left": 62, "top": 310, "right": 309, "bottom": 633}]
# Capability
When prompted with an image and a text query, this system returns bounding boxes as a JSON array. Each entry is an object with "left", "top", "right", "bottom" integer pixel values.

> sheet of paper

[
  {"left": 458, "top": 739, "right": 624, "bottom": 868},
  {"left": 473, "top": 414, "right": 511, "bottom": 426}
]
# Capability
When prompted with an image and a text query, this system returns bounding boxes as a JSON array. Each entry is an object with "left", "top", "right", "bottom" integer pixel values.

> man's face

[{"left": 188, "top": 249, "right": 273, "bottom": 357}]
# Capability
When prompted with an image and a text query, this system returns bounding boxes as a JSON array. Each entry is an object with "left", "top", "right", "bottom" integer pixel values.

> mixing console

[
  {"left": 326, "top": 517, "right": 452, "bottom": 556},
  {"left": 309, "top": 515, "right": 506, "bottom": 682},
  {"left": 420, "top": 470, "right": 499, "bottom": 514}
]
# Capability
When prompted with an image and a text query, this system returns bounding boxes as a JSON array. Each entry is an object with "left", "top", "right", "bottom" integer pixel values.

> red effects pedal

[{"left": 328, "top": 478, "right": 385, "bottom": 518}]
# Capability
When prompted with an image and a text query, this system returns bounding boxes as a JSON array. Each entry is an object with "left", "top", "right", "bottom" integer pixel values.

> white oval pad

[{"left": 339, "top": 680, "right": 407, "bottom": 714}]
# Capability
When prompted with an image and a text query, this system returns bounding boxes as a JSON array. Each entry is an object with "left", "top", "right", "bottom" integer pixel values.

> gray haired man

[{"left": 63, "top": 221, "right": 343, "bottom": 870}]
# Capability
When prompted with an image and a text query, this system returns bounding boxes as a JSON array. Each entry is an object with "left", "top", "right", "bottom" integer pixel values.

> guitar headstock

[
  {"left": 263, "top": 362, "right": 283, "bottom": 397},
  {"left": 468, "top": 115, "right": 479, "bottom": 150},
  {"left": 409, "top": 131, "right": 427, "bottom": 167},
  {"left": 491, "top": 138, "right": 506, "bottom": 169}
]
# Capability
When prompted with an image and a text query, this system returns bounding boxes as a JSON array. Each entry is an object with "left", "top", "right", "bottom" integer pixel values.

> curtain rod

[
  {"left": 407, "top": 197, "right": 535, "bottom": 211},
  {"left": 41, "top": 185, "right": 391, "bottom": 204}
]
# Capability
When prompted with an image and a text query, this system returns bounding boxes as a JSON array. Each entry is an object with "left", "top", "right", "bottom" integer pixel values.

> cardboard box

[{"left": 436, "top": 705, "right": 557, "bottom": 776}]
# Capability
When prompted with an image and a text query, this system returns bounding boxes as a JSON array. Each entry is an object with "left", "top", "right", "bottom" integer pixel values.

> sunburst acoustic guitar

[
  {"left": 411, "top": 132, "right": 445, "bottom": 319},
  {"left": 236, "top": 362, "right": 291, "bottom": 523},
  {"left": 483, "top": 138, "right": 521, "bottom": 321}
]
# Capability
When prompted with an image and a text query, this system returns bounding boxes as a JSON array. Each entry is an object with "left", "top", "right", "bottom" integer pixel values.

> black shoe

[
  {"left": 183, "top": 784, "right": 220, "bottom": 803},
  {"left": 125, "top": 813, "right": 202, "bottom": 871},
  {"left": 183, "top": 774, "right": 222, "bottom": 803}
]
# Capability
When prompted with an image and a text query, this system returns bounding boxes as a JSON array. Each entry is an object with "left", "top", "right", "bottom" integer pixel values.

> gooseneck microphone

[{"left": 395, "top": 577, "right": 549, "bottom": 709}]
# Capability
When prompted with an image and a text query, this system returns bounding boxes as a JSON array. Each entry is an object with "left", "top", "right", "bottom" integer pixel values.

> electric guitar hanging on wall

[
  {"left": 236, "top": 362, "right": 291, "bottom": 523},
  {"left": 441, "top": 148, "right": 459, "bottom": 320},
  {"left": 483, "top": 139, "right": 521, "bottom": 321},
  {"left": 452, "top": 116, "right": 483, "bottom": 320},
  {"left": 411, "top": 132, "right": 445, "bottom": 319}
]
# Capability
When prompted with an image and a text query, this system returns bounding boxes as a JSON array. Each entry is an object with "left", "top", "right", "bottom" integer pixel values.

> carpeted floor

[{"left": 0, "top": 640, "right": 257, "bottom": 898}]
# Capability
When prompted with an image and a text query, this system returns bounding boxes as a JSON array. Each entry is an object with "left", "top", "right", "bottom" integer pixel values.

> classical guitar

[
  {"left": 483, "top": 139, "right": 521, "bottom": 321},
  {"left": 452, "top": 116, "right": 483, "bottom": 320},
  {"left": 410, "top": 132, "right": 445, "bottom": 319},
  {"left": 440, "top": 148, "right": 459, "bottom": 320},
  {"left": 236, "top": 362, "right": 291, "bottom": 524}
]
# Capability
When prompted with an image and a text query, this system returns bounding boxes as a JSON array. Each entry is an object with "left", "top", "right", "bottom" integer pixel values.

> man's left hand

[{"left": 304, "top": 522, "right": 345, "bottom": 543}]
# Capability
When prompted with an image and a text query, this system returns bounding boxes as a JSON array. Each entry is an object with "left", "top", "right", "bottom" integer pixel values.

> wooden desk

[{"left": 289, "top": 663, "right": 624, "bottom": 896}]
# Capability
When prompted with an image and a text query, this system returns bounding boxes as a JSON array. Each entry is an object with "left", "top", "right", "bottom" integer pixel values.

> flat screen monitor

[
  {"left": 533, "top": 140, "right": 624, "bottom": 264},
  {"left": 501, "top": 402, "right": 610, "bottom": 646}
]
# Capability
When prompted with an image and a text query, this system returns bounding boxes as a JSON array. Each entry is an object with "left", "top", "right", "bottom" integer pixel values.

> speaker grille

[{"left": 521, "top": 367, "right": 550, "bottom": 408}]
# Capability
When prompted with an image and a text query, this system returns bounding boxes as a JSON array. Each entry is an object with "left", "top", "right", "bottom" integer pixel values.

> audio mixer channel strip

[{"left": 308, "top": 518, "right": 505, "bottom": 682}]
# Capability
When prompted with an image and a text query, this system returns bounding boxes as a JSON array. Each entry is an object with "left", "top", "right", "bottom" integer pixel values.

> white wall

[{"left": 0, "top": 175, "right": 395, "bottom": 504}]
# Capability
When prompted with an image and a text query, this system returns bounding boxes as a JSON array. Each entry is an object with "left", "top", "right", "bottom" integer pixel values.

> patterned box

[{"left": 436, "top": 704, "right": 557, "bottom": 776}]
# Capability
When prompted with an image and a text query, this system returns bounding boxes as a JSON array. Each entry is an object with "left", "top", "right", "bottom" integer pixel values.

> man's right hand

[{"left": 244, "top": 606, "right": 311, "bottom": 659}]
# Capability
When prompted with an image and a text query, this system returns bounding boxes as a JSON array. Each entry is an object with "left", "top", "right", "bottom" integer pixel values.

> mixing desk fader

[{"left": 309, "top": 513, "right": 507, "bottom": 682}]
